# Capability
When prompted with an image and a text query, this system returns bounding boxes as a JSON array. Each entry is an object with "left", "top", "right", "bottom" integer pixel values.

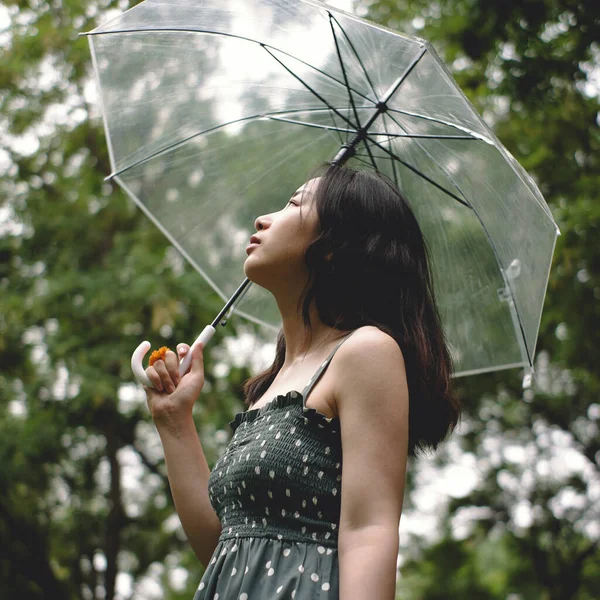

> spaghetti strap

[{"left": 301, "top": 330, "right": 357, "bottom": 401}]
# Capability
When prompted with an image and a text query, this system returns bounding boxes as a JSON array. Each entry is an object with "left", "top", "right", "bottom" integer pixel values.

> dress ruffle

[{"left": 229, "top": 390, "right": 340, "bottom": 433}]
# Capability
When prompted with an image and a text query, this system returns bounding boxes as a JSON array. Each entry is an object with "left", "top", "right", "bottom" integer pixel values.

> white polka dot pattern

[
  {"left": 197, "top": 479, "right": 341, "bottom": 598},
  {"left": 208, "top": 389, "right": 343, "bottom": 545},
  {"left": 195, "top": 331, "right": 356, "bottom": 599}
]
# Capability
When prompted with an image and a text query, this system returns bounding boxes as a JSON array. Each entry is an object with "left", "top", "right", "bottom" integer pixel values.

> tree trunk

[{"left": 104, "top": 415, "right": 125, "bottom": 600}]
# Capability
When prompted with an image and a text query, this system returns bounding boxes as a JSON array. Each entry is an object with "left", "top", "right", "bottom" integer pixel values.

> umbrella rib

[
  {"left": 84, "top": 27, "right": 377, "bottom": 106},
  {"left": 266, "top": 119, "right": 477, "bottom": 139},
  {"left": 327, "top": 107, "right": 345, "bottom": 145},
  {"left": 267, "top": 116, "right": 354, "bottom": 133},
  {"left": 273, "top": 107, "right": 354, "bottom": 119},
  {"left": 369, "top": 133, "right": 479, "bottom": 139},
  {"left": 382, "top": 113, "right": 400, "bottom": 188},
  {"left": 387, "top": 107, "right": 492, "bottom": 141},
  {"left": 105, "top": 107, "right": 354, "bottom": 180},
  {"left": 328, "top": 13, "right": 378, "bottom": 99},
  {"left": 385, "top": 110, "right": 477, "bottom": 203},
  {"left": 352, "top": 155, "right": 376, "bottom": 169},
  {"left": 268, "top": 106, "right": 354, "bottom": 118},
  {"left": 328, "top": 14, "right": 362, "bottom": 130},
  {"left": 261, "top": 45, "right": 358, "bottom": 132},
  {"left": 360, "top": 137, "right": 379, "bottom": 171},
  {"left": 380, "top": 46, "right": 428, "bottom": 104},
  {"left": 322, "top": 103, "right": 348, "bottom": 145},
  {"left": 364, "top": 134, "right": 472, "bottom": 208},
  {"left": 330, "top": 46, "right": 427, "bottom": 166},
  {"left": 353, "top": 152, "right": 393, "bottom": 160}
]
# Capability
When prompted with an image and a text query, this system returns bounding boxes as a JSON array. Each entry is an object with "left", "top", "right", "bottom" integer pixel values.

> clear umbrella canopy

[{"left": 84, "top": 0, "right": 558, "bottom": 377}]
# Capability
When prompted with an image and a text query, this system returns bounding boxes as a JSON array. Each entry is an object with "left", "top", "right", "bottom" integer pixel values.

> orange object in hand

[{"left": 148, "top": 346, "right": 170, "bottom": 366}]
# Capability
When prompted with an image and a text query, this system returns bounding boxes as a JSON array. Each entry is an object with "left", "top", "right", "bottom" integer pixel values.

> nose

[{"left": 254, "top": 214, "right": 269, "bottom": 231}]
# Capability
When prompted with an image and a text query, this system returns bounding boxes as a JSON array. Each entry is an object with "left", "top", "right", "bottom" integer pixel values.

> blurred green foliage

[
  {"left": 1, "top": 1, "right": 258, "bottom": 598},
  {"left": 0, "top": 0, "right": 599, "bottom": 599}
]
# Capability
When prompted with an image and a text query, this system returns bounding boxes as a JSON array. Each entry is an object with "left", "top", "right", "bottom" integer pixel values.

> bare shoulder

[
  {"left": 331, "top": 325, "right": 407, "bottom": 409},
  {"left": 337, "top": 325, "right": 405, "bottom": 367}
]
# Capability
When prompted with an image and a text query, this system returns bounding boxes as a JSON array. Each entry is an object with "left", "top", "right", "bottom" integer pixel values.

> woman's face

[{"left": 243, "top": 178, "right": 321, "bottom": 289}]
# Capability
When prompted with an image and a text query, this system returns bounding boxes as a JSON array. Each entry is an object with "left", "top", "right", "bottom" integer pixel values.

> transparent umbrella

[{"left": 82, "top": 0, "right": 559, "bottom": 386}]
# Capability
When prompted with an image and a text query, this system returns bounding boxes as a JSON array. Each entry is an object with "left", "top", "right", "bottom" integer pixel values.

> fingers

[
  {"left": 145, "top": 350, "right": 178, "bottom": 394},
  {"left": 144, "top": 365, "right": 164, "bottom": 392},
  {"left": 153, "top": 359, "right": 176, "bottom": 394},
  {"left": 177, "top": 343, "right": 190, "bottom": 357},
  {"left": 164, "top": 350, "right": 180, "bottom": 387},
  {"left": 190, "top": 343, "right": 205, "bottom": 374},
  {"left": 144, "top": 343, "right": 193, "bottom": 394}
]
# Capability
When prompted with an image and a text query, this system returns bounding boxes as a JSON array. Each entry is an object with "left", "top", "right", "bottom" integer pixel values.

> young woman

[{"left": 144, "top": 164, "right": 460, "bottom": 600}]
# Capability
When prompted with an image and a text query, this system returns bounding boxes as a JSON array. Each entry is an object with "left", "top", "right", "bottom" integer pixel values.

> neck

[{"left": 273, "top": 290, "right": 345, "bottom": 369}]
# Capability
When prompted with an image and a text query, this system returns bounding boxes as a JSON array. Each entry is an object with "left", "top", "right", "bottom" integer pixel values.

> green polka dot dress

[{"left": 194, "top": 331, "right": 357, "bottom": 600}]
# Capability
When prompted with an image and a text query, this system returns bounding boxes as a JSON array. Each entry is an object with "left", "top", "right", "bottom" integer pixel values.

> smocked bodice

[{"left": 208, "top": 390, "right": 342, "bottom": 546}]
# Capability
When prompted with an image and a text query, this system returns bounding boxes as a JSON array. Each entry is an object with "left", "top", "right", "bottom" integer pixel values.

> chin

[
  {"left": 243, "top": 259, "right": 261, "bottom": 283},
  {"left": 244, "top": 260, "right": 275, "bottom": 291}
]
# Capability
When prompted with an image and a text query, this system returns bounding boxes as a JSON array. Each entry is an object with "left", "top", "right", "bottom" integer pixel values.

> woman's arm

[
  {"left": 145, "top": 344, "right": 222, "bottom": 567},
  {"left": 333, "top": 326, "right": 409, "bottom": 600},
  {"left": 156, "top": 416, "right": 222, "bottom": 567}
]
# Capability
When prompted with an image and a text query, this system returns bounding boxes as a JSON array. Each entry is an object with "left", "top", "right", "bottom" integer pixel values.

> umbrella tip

[{"left": 522, "top": 367, "right": 534, "bottom": 389}]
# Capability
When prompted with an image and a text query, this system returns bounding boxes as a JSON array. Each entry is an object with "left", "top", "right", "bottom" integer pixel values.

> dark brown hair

[{"left": 243, "top": 163, "right": 460, "bottom": 456}]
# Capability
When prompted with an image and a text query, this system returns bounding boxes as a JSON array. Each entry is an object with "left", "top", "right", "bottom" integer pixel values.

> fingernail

[{"left": 177, "top": 344, "right": 186, "bottom": 353}]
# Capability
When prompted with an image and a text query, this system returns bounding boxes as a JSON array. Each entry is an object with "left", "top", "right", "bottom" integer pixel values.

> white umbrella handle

[{"left": 131, "top": 325, "right": 216, "bottom": 388}]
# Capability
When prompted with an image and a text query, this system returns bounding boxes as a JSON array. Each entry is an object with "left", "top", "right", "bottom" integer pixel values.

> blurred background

[{"left": 1, "top": 0, "right": 598, "bottom": 598}]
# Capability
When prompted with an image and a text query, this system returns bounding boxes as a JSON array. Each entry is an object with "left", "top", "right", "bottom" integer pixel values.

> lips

[{"left": 249, "top": 235, "right": 261, "bottom": 245}]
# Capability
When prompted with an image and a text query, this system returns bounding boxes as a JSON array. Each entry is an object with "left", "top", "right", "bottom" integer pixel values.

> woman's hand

[{"left": 144, "top": 343, "right": 205, "bottom": 430}]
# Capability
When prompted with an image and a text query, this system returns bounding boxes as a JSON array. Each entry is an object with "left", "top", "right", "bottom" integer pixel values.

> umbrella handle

[{"left": 131, "top": 325, "right": 216, "bottom": 388}]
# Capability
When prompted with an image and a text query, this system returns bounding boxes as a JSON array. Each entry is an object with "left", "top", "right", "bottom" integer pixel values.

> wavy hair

[{"left": 243, "top": 163, "right": 460, "bottom": 456}]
